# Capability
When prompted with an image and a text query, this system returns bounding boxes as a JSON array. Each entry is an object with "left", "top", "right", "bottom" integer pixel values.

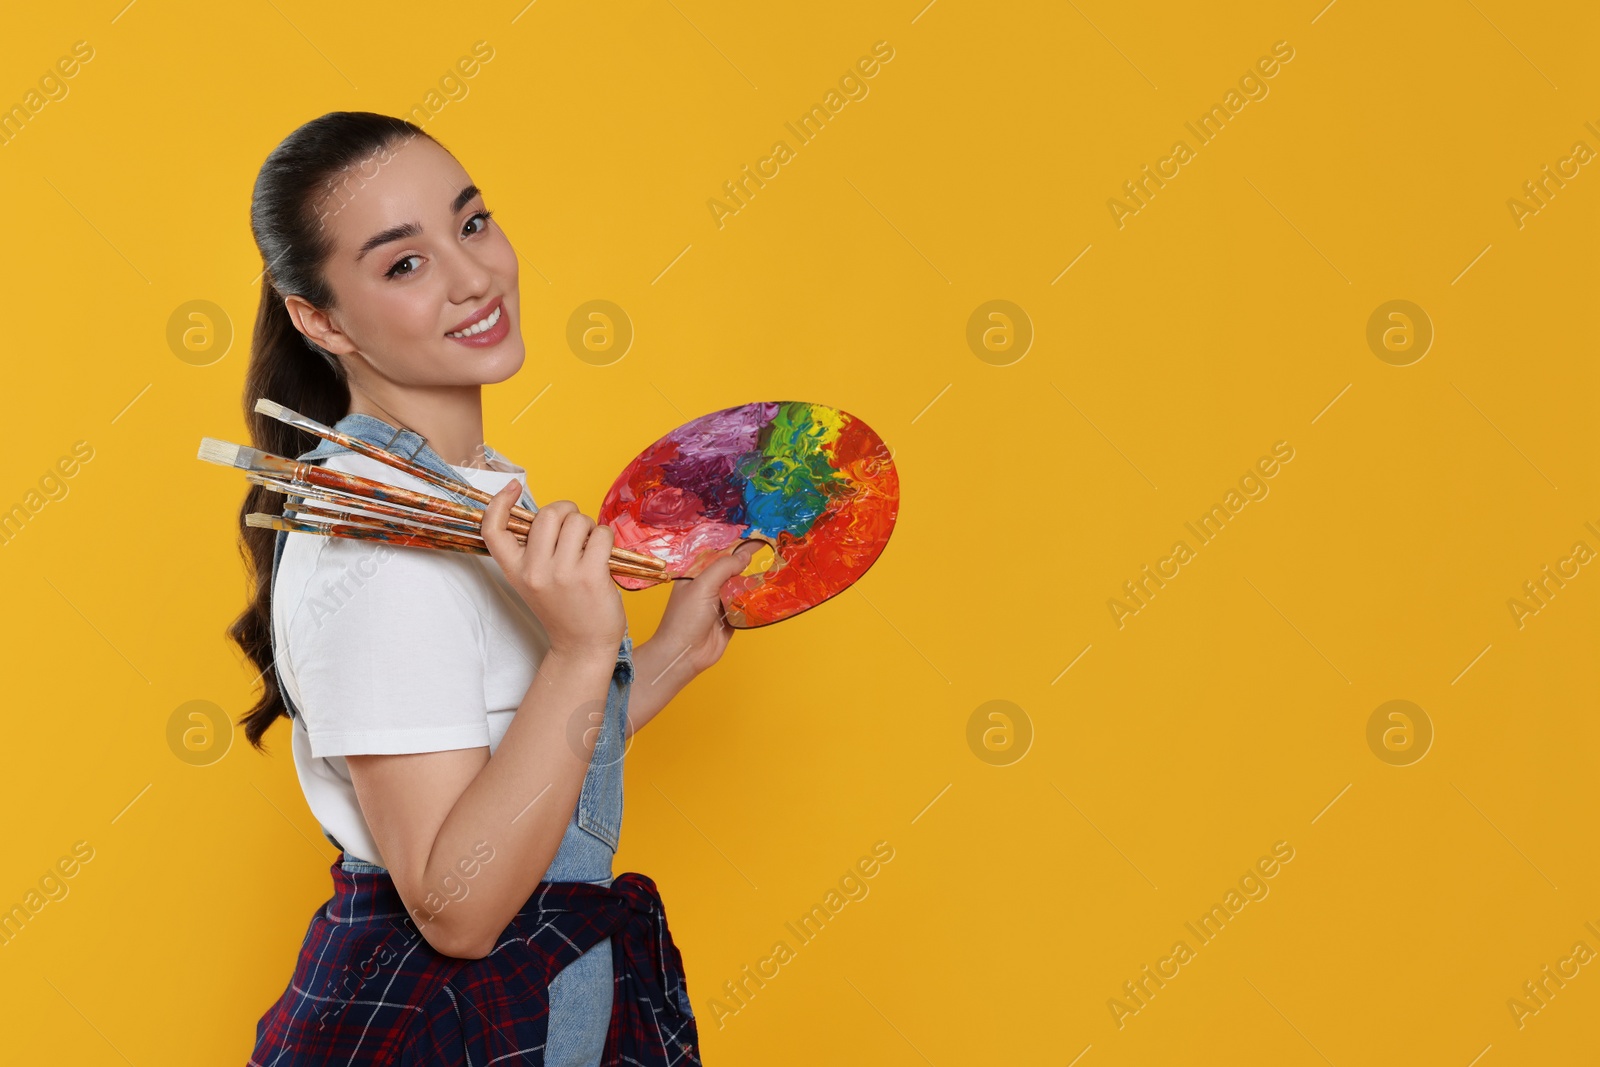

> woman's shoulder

[
  {"left": 270, "top": 448, "right": 528, "bottom": 627},
  {"left": 272, "top": 513, "right": 490, "bottom": 642}
]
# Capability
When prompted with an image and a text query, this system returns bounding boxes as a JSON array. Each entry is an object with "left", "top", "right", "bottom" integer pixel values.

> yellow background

[{"left": 0, "top": 0, "right": 1595, "bottom": 1063}]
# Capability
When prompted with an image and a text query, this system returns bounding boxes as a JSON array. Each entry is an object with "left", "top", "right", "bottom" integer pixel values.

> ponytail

[
  {"left": 229, "top": 280, "right": 350, "bottom": 750},
  {"left": 229, "top": 111, "right": 432, "bottom": 751}
]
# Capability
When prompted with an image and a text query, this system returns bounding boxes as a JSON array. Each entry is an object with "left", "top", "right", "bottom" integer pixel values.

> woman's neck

[{"left": 347, "top": 384, "right": 492, "bottom": 470}]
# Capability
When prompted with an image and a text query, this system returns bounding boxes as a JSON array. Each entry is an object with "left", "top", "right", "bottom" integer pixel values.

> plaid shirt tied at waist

[{"left": 250, "top": 856, "right": 701, "bottom": 1066}]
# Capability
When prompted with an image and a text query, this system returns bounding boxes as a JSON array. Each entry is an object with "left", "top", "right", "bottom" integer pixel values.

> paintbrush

[
  {"left": 247, "top": 512, "right": 493, "bottom": 556},
  {"left": 247, "top": 472, "right": 487, "bottom": 536},
  {"left": 203, "top": 437, "right": 513, "bottom": 527},
  {"left": 282, "top": 501, "right": 490, "bottom": 551},
  {"left": 260, "top": 508, "right": 667, "bottom": 581},
  {"left": 253, "top": 398, "right": 665, "bottom": 574},
  {"left": 203, "top": 439, "right": 662, "bottom": 580}
]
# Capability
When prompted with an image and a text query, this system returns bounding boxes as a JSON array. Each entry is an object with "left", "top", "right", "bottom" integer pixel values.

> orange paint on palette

[{"left": 598, "top": 401, "right": 899, "bottom": 627}]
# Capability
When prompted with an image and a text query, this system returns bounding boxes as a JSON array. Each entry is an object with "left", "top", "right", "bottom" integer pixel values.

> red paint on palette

[{"left": 597, "top": 401, "right": 899, "bottom": 627}]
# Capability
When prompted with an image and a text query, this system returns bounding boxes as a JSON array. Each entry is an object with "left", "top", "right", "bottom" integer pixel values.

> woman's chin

[{"left": 479, "top": 340, "right": 527, "bottom": 384}]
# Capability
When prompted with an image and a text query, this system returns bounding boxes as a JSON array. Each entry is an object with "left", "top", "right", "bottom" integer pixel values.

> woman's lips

[{"left": 445, "top": 297, "right": 510, "bottom": 348}]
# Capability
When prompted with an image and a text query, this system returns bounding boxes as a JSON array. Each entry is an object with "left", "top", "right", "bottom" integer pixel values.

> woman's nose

[{"left": 445, "top": 243, "right": 494, "bottom": 301}]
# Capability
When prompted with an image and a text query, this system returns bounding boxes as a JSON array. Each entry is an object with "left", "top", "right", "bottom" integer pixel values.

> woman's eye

[
  {"left": 385, "top": 254, "right": 422, "bottom": 279},
  {"left": 383, "top": 211, "right": 491, "bottom": 278}
]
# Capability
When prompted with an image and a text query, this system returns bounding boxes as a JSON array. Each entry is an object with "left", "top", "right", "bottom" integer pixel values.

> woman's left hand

[{"left": 654, "top": 540, "right": 763, "bottom": 675}]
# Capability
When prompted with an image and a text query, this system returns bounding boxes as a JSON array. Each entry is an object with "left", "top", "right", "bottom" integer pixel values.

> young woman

[{"left": 233, "top": 111, "right": 756, "bottom": 1066}]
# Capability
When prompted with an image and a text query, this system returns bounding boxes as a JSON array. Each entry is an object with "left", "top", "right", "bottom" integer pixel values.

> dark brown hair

[{"left": 231, "top": 111, "right": 436, "bottom": 751}]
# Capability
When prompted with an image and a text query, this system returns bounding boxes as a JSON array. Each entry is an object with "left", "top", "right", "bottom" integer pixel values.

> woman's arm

[
  {"left": 344, "top": 485, "right": 626, "bottom": 959},
  {"left": 347, "top": 520, "right": 757, "bottom": 959},
  {"left": 626, "top": 636, "right": 695, "bottom": 736},
  {"left": 625, "top": 541, "right": 762, "bottom": 736},
  {"left": 347, "top": 644, "right": 617, "bottom": 959}
]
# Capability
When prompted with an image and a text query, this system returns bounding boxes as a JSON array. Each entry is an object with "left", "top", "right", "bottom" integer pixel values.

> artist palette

[{"left": 597, "top": 401, "right": 899, "bottom": 628}]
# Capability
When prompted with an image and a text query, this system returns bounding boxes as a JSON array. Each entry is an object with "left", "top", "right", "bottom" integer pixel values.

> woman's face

[{"left": 288, "top": 135, "right": 524, "bottom": 388}]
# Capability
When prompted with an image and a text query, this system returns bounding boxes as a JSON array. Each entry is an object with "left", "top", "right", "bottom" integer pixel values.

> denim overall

[{"left": 266, "top": 411, "right": 635, "bottom": 1066}]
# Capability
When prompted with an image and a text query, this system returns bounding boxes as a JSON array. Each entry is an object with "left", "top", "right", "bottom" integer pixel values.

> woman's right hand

[{"left": 480, "top": 481, "right": 626, "bottom": 660}]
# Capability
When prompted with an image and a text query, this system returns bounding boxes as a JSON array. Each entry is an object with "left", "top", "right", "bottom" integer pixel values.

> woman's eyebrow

[{"left": 355, "top": 184, "right": 482, "bottom": 261}]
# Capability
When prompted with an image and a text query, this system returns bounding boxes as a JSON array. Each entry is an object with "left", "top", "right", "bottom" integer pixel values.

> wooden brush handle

[
  {"left": 262, "top": 511, "right": 666, "bottom": 582},
  {"left": 257, "top": 513, "right": 492, "bottom": 555},
  {"left": 287, "top": 502, "right": 489, "bottom": 551},
  {"left": 251, "top": 474, "right": 483, "bottom": 535},
  {"left": 282, "top": 459, "right": 516, "bottom": 527},
  {"left": 314, "top": 431, "right": 663, "bottom": 571},
  {"left": 271, "top": 458, "right": 651, "bottom": 567}
]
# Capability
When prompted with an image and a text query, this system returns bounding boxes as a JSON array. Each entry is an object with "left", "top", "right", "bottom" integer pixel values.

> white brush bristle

[
  {"left": 197, "top": 438, "right": 241, "bottom": 467},
  {"left": 254, "top": 397, "right": 290, "bottom": 420},
  {"left": 244, "top": 513, "right": 279, "bottom": 529}
]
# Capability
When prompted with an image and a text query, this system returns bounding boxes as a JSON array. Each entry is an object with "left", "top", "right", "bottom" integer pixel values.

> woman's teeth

[{"left": 447, "top": 305, "right": 502, "bottom": 338}]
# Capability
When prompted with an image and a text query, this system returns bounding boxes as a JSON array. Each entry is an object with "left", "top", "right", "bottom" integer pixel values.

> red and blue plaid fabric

[{"left": 249, "top": 856, "right": 701, "bottom": 1065}]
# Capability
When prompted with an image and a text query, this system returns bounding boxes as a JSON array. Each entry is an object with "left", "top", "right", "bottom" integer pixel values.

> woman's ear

[{"left": 283, "top": 293, "right": 357, "bottom": 356}]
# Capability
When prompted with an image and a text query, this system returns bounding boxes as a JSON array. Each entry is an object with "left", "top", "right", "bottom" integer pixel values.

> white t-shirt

[{"left": 272, "top": 450, "right": 556, "bottom": 868}]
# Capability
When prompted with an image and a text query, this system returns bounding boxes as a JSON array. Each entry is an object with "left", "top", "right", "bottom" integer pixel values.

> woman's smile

[{"left": 444, "top": 296, "right": 510, "bottom": 347}]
